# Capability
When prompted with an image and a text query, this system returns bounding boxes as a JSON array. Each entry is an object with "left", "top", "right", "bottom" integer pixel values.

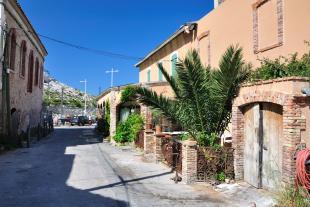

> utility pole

[
  {"left": 80, "top": 79, "right": 87, "bottom": 116},
  {"left": 105, "top": 68, "right": 118, "bottom": 88},
  {"left": 61, "top": 87, "right": 64, "bottom": 118}
]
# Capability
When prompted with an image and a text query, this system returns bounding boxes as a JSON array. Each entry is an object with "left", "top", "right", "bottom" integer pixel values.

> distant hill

[{"left": 43, "top": 71, "right": 97, "bottom": 116}]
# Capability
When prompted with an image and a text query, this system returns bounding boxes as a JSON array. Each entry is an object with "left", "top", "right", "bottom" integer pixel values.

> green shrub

[
  {"left": 251, "top": 52, "right": 310, "bottom": 81},
  {"left": 216, "top": 171, "right": 226, "bottom": 182},
  {"left": 114, "top": 114, "right": 144, "bottom": 143},
  {"left": 121, "top": 86, "right": 137, "bottom": 103}
]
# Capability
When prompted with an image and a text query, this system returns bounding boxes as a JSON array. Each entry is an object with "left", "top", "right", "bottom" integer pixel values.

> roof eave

[{"left": 135, "top": 22, "right": 197, "bottom": 68}]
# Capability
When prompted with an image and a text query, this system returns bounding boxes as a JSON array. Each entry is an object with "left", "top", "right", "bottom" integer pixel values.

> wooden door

[
  {"left": 261, "top": 103, "right": 282, "bottom": 190},
  {"left": 243, "top": 104, "right": 261, "bottom": 188}
]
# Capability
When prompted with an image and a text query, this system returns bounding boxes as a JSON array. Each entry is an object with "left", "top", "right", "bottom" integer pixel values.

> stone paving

[{"left": 0, "top": 126, "right": 275, "bottom": 207}]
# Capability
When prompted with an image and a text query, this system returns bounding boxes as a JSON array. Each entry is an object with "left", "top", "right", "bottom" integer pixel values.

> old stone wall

[
  {"left": 232, "top": 77, "right": 310, "bottom": 186},
  {"left": 0, "top": 1, "right": 47, "bottom": 139}
]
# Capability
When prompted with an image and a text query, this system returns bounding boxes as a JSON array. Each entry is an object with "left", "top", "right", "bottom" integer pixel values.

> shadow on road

[
  {"left": 0, "top": 128, "right": 129, "bottom": 207},
  {"left": 84, "top": 171, "right": 173, "bottom": 192}
]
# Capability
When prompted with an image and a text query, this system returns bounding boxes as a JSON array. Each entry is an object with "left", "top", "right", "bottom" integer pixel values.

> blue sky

[{"left": 19, "top": 0, "right": 214, "bottom": 95}]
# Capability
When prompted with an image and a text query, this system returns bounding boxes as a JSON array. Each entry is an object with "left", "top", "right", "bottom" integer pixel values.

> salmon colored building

[
  {"left": 136, "top": 0, "right": 310, "bottom": 84},
  {"left": 135, "top": 0, "right": 310, "bottom": 190}
]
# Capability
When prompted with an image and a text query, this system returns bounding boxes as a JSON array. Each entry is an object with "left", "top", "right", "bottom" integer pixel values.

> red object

[{"left": 295, "top": 148, "right": 310, "bottom": 194}]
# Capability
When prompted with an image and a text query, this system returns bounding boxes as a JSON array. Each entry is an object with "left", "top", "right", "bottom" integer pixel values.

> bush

[
  {"left": 97, "top": 101, "right": 110, "bottom": 136},
  {"left": 114, "top": 114, "right": 144, "bottom": 143},
  {"left": 121, "top": 86, "right": 137, "bottom": 103},
  {"left": 251, "top": 52, "right": 310, "bottom": 81}
]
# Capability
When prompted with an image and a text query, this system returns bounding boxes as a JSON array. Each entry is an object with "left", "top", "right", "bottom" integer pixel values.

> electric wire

[{"left": 8, "top": 27, "right": 143, "bottom": 61}]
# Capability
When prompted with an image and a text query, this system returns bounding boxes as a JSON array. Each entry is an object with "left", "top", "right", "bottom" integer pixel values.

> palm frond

[
  {"left": 157, "top": 63, "right": 181, "bottom": 98},
  {"left": 134, "top": 86, "right": 179, "bottom": 124}
]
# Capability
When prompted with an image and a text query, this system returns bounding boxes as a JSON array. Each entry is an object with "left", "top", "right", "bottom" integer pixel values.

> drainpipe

[{"left": 0, "top": 0, "right": 6, "bottom": 140}]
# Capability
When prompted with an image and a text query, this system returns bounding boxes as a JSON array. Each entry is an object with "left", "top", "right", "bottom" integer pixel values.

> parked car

[{"left": 70, "top": 116, "right": 88, "bottom": 126}]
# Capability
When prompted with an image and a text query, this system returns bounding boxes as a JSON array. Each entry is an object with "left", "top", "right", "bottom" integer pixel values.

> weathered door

[
  {"left": 261, "top": 103, "right": 282, "bottom": 190},
  {"left": 243, "top": 104, "right": 261, "bottom": 188},
  {"left": 243, "top": 103, "right": 283, "bottom": 190}
]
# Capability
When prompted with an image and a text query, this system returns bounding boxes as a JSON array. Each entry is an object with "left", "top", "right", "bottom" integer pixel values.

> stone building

[
  {"left": 0, "top": 0, "right": 48, "bottom": 144},
  {"left": 134, "top": 0, "right": 310, "bottom": 190}
]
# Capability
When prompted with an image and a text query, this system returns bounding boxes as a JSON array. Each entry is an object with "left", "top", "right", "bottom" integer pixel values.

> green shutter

[
  {"left": 147, "top": 70, "right": 151, "bottom": 82},
  {"left": 171, "top": 54, "right": 177, "bottom": 77},
  {"left": 158, "top": 63, "right": 163, "bottom": 81}
]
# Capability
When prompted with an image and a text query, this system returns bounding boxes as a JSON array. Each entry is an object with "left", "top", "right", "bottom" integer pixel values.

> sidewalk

[{"left": 98, "top": 140, "right": 276, "bottom": 207}]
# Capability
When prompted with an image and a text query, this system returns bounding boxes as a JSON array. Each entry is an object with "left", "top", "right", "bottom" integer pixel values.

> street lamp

[{"left": 80, "top": 79, "right": 87, "bottom": 116}]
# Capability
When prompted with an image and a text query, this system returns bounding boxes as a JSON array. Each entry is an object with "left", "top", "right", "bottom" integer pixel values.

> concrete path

[{"left": 0, "top": 127, "right": 274, "bottom": 207}]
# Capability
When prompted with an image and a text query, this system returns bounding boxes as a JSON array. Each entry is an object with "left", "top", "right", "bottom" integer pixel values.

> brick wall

[{"left": 232, "top": 77, "right": 310, "bottom": 186}]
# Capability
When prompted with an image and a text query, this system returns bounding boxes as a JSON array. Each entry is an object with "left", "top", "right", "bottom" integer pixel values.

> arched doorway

[{"left": 243, "top": 102, "right": 283, "bottom": 190}]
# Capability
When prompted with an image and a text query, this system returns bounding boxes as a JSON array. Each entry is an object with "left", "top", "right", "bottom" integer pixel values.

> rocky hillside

[{"left": 43, "top": 71, "right": 97, "bottom": 115}]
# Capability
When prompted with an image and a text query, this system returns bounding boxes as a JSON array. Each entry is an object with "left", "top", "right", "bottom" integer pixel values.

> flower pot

[
  {"left": 155, "top": 125, "right": 162, "bottom": 134},
  {"left": 146, "top": 123, "right": 152, "bottom": 130}
]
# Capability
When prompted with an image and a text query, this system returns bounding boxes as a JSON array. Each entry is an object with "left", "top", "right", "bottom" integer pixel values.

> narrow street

[{"left": 0, "top": 127, "right": 229, "bottom": 207}]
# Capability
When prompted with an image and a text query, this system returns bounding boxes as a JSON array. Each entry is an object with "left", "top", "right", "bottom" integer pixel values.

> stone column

[
  {"left": 144, "top": 129, "right": 155, "bottom": 154},
  {"left": 109, "top": 90, "right": 117, "bottom": 143},
  {"left": 155, "top": 134, "right": 164, "bottom": 163},
  {"left": 282, "top": 97, "right": 305, "bottom": 184},
  {"left": 182, "top": 140, "right": 197, "bottom": 184},
  {"left": 232, "top": 106, "right": 245, "bottom": 181}
]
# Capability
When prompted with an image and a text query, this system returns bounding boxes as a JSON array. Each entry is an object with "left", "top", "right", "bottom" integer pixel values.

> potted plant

[{"left": 152, "top": 110, "right": 162, "bottom": 134}]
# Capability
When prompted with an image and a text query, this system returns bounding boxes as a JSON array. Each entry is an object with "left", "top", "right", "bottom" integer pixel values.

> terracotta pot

[
  {"left": 155, "top": 125, "right": 162, "bottom": 134},
  {"left": 146, "top": 123, "right": 153, "bottom": 130}
]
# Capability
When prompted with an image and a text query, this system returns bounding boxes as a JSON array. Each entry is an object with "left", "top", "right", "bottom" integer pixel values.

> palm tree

[{"left": 134, "top": 45, "right": 251, "bottom": 146}]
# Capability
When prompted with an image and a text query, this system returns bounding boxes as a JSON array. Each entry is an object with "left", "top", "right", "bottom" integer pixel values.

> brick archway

[{"left": 232, "top": 84, "right": 307, "bottom": 187}]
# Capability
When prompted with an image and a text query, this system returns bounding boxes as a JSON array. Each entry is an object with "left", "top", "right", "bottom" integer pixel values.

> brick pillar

[
  {"left": 232, "top": 106, "right": 245, "bottom": 180},
  {"left": 182, "top": 140, "right": 197, "bottom": 184},
  {"left": 144, "top": 129, "right": 155, "bottom": 154},
  {"left": 155, "top": 134, "right": 164, "bottom": 163},
  {"left": 109, "top": 90, "right": 117, "bottom": 143},
  {"left": 282, "top": 98, "right": 305, "bottom": 184}
]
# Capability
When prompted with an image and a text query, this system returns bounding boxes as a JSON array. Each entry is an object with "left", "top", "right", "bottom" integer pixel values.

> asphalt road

[{"left": 0, "top": 126, "right": 241, "bottom": 207}]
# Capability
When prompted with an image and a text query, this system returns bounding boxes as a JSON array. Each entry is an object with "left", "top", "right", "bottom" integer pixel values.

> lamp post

[{"left": 80, "top": 79, "right": 87, "bottom": 116}]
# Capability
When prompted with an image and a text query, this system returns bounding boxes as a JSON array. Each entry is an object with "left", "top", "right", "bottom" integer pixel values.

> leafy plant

[
  {"left": 216, "top": 171, "right": 226, "bottom": 182},
  {"left": 133, "top": 46, "right": 251, "bottom": 146},
  {"left": 121, "top": 86, "right": 137, "bottom": 103},
  {"left": 151, "top": 109, "right": 162, "bottom": 125},
  {"left": 251, "top": 52, "right": 310, "bottom": 81},
  {"left": 114, "top": 114, "right": 144, "bottom": 143},
  {"left": 97, "top": 101, "right": 110, "bottom": 136}
]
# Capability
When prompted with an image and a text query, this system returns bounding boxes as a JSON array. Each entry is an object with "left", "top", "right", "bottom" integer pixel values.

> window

[
  {"left": 34, "top": 58, "right": 39, "bottom": 86},
  {"left": 39, "top": 65, "right": 43, "bottom": 89},
  {"left": 158, "top": 62, "right": 163, "bottom": 81},
  {"left": 147, "top": 69, "right": 151, "bottom": 82},
  {"left": 20, "top": 41, "right": 27, "bottom": 77},
  {"left": 27, "top": 51, "right": 34, "bottom": 93},
  {"left": 171, "top": 53, "right": 178, "bottom": 77},
  {"left": 9, "top": 30, "right": 17, "bottom": 70}
]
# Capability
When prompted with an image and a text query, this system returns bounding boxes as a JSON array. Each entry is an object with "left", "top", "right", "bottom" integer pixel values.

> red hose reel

[{"left": 295, "top": 148, "right": 310, "bottom": 194}]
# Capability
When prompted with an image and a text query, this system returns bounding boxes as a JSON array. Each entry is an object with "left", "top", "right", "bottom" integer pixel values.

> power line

[{"left": 9, "top": 27, "right": 143, "bottom": 61}]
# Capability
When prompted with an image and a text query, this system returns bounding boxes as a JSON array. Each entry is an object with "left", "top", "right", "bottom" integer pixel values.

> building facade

[
  {"left": 0, "top": 0, "right": 47, "bottom": 144},
  {"left": 135, "top": 0, "right": 310, "bottom": 190},
  {"left": 136, "top": 0, "right": 310, "bottom": 84}
]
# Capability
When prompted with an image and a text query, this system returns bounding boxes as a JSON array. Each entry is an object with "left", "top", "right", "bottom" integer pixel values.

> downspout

[
  {"left": 0, "top": 0, "right": 6, "bottom": 140},
  {"left": 4, "top": 28, "right": 10, "bottom": 141}
]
